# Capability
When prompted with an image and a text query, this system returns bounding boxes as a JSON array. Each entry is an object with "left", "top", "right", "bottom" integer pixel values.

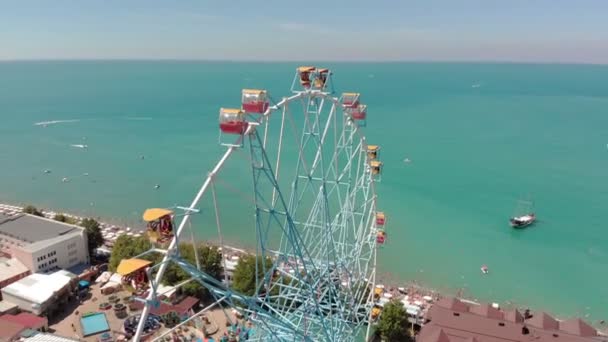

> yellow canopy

[
  {"left": 370, "top": 161, "right": 382, "bottom": 167},
  {"left": 116, "top": 258, "right": 152, "bottom": 276},
  {"left": 367, "top": 145, "right": 379, "bottom": 152},
  {"left": 221, "top": 108, "right": 244, "bottom": 115},
  {"left": 376, "top": 212, "right": 385, "bottom": 219},
  {"left": 374, "top": 288, "right": 383, "bottom": 295},
  {"left": 298, "top": 66, "right": 315, "bottom": 72},
  {"left": 242, "top": 89, "right": 266, "bottom": 94},
  {"left": 142, "top": 208, "right": 173, "bottom": 222},
  {"left": 342, "top": 92, "right": 360, "bottom": 97}
]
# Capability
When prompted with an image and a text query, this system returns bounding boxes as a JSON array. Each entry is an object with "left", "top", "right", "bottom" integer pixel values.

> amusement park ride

[{"left": 122, "top": 66, "right": 389, "bottom": 341}]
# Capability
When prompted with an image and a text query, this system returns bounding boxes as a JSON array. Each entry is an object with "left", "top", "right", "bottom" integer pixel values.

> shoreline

[{"left": 2, "top": 201, "right": 606, "bottom": 332}]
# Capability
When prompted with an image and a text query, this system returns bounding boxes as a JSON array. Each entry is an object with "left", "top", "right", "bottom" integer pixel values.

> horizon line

[{"left": 0, "top": 58, "right": 607, "bottom": 67}]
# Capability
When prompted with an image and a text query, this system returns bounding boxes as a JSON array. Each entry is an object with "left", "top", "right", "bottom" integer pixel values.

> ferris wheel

[{"left": 127, "top": 66, "right": 388, "bottom": 341}]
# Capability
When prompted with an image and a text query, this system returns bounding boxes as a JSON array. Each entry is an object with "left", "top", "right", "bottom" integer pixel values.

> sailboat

[{"left": 509, "top": 199, "right": 536, "bottom": 229}]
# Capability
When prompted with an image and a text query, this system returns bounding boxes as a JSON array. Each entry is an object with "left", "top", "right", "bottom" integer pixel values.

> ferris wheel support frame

[{"left": 133, "top": 86, "right": 381, "bottom": 341}]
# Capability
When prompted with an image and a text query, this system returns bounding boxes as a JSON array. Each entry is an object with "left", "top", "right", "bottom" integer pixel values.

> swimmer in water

[{"left": 154, "top": 184, "right": 160, "bottom": 189}]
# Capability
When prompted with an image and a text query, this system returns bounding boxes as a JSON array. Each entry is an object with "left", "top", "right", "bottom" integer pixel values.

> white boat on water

[
  {"left": 70, "top": 144, "right": 88, "bottom": 149},
  {"left": 481, "top": 264, "right": 489, "bottom": 274},
  {"left": 509, "top": 198, "right": 536, "bottom": 229},
  {"left": 510, "top": 214, "right": 536, "bottom": 228}
]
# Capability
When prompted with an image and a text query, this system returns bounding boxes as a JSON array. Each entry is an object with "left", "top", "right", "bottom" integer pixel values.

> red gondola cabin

[
  {"left": 376, "top": 231, "right": 386, "bottom": 244},
  {"left": 342, "top": 93, "right": 360, "bottom": 108},
  {"left": 376, "top": 212, "right": 386, "bottom": 226},
  {"left": 350, "top": 104, "right": 367, "bottom": 120},
  {"left": 219, "top": 108, "right": 247, "bottom": 135},
  {"left": 242, "top": 89, "right": 269, "bottom": 114},
  {"left": 298, "top": 66, "right": 316, "bottom": 89}
]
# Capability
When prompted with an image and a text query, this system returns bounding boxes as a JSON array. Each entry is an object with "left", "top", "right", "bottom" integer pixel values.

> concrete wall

[
  {"left": 11, "top": 232, "right": 89, "bottom": 274},
  {"left": 11, "top": 248, "right": 33, "bottom": 271},
  {"left": 0, "top": 290, "right": 43, "bottom": 315}
]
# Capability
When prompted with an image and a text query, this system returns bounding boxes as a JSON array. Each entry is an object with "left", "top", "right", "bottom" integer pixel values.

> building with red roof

[
  {"left": 417, "top": 297, "right": 606, "bottom": 342},
  {"left": 129, "top": 295, "right": 199, "bottom": 319},
  {"left": 0, "top": 312, "right": 48, "bottom": 331},
  {"left": 0, "top": 319, "right": 26, "bottom": 341}
]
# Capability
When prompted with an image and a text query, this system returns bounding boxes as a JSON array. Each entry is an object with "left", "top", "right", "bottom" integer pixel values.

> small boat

[
  {"left": 510, "top": 214, "right": 536, "bottom": 228},
  {"left": 510, "top": 198, "right": 536, "bottom": 229},
  {"left": 481, "top": 265, "right": 489, "bottom": 274},
  {"left": 43, "top": 169, "right": 51, "bottom": 174},
  {"left": 70, "top": 144, "right": 88, "bottom": 149}
]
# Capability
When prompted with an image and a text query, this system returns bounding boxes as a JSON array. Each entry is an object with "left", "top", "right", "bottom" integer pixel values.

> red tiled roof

[
  {"left": 436, "top": 297, "right": 469, "bottom": 312},
  {"left": 419, "top": 298, "right": 602, "bottom": 342},
  {"left": 0, "top": 312, "right": 47, "bottom": 330},
  {"left": 527, "top": 312, "right": 559, "bottom": 330},
  {"left": 559, "top": 318, "right": 597, "bottom": 337},
  {"left": 131, "top": 296, "right": 199, "bottom": 316},
  {"left": 423, "top": 327, "right": 451, "bottom": 342},
  {"left": 175, "top": 296, "right": 199, "bottom": 313},
  {"left": 469, "top": 303, "right": 504, "bottom": 320},
  {"left": 0, "top": 319, "right": 26, "bottom": 341},
  {"left": 504, "top": 309, "right": 524, "bottom": 323}
]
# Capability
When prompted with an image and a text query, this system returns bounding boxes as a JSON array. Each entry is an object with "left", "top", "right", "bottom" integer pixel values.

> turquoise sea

[{"left": 1, "top": 61, "right": 607, "bottom": 323}]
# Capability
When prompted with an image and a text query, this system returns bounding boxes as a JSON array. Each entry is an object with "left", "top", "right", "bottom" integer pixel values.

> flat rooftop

[
  {"left": 1, "top": 270, "right": 75, "bottom": 305},
  {"left": 0, "top": 213, "right": 81, "bottom": 244},
  {"left": 0, "top": 257, "right": 29, "bottom": 281}
]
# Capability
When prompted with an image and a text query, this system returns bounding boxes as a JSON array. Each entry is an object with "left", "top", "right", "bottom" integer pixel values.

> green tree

[
  {"left": 161, "top": 243, "right": 222, "bottom": 300},
  {"left": 376, "top": 301, "right": 413, "bottom": 342},
  {"left": 23, "top": 205, "right": 43, "bottom": 217},
  {"left": 231, "top": 255, "right": 273, "bottom": 296},
  {"left": 80, "top": 218, "right": 104, "bottom": 258},
  {"left": 53, "top": 213, "right": 67, "bottom": 222},
  {"left": 109, "top": 235, "right": 155, "bottom": 271}
]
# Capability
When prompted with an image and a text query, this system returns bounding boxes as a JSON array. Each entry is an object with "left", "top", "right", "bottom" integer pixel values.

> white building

[
  {"left": 0, "top": 257, "right": 30, "bottom": 300},
  {"left": 0, "top": 213, "right": 89, "bottom": 273},
  {"left": 1, "top": 270, "right": 77, "bottom": 316}
]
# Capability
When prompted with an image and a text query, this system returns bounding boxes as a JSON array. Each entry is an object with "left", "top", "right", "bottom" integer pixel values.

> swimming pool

[{"left": 80, "top": 312, "right": 110, "bottom": 337}]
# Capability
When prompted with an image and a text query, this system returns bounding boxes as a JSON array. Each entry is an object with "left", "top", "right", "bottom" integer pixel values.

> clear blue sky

[{"left": 1, "top": 0, "right": 607, "bottom": 63}]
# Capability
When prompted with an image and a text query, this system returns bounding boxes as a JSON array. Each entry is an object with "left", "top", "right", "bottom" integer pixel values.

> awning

[
  {"left": 142, "top": 208, "right": 173, "bottom": 222},
  {"left": 116, "top": 258, "right": 152, "bottom": 276}
]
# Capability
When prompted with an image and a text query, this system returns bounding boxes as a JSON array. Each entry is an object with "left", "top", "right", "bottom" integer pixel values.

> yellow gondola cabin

[
  {"left": 116, "top": 258, "right": 152, "bottom": 289},
  {"left": 219, "top": 108, "right": 247, "bottom": 135},
  {"left": 297, "top": 66, "right": 315, "bottom": 89},
  {"left": 370, "top": 160, "right": 382, "bottom": 175},
  {"left": 371, "top": 306, "right": 382, "bottom": 319},
  {"left": 143, "top": 208, "right": 174, "bottom": 243},
  {"left": 242, "top": 89, "right": 269, "bottom": 114},
  {"left": 367, "top": 145, "right": 379, "bottom": 160},
  {"left": 314, "top": 68, "right": 329, "bottom": 89}
]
